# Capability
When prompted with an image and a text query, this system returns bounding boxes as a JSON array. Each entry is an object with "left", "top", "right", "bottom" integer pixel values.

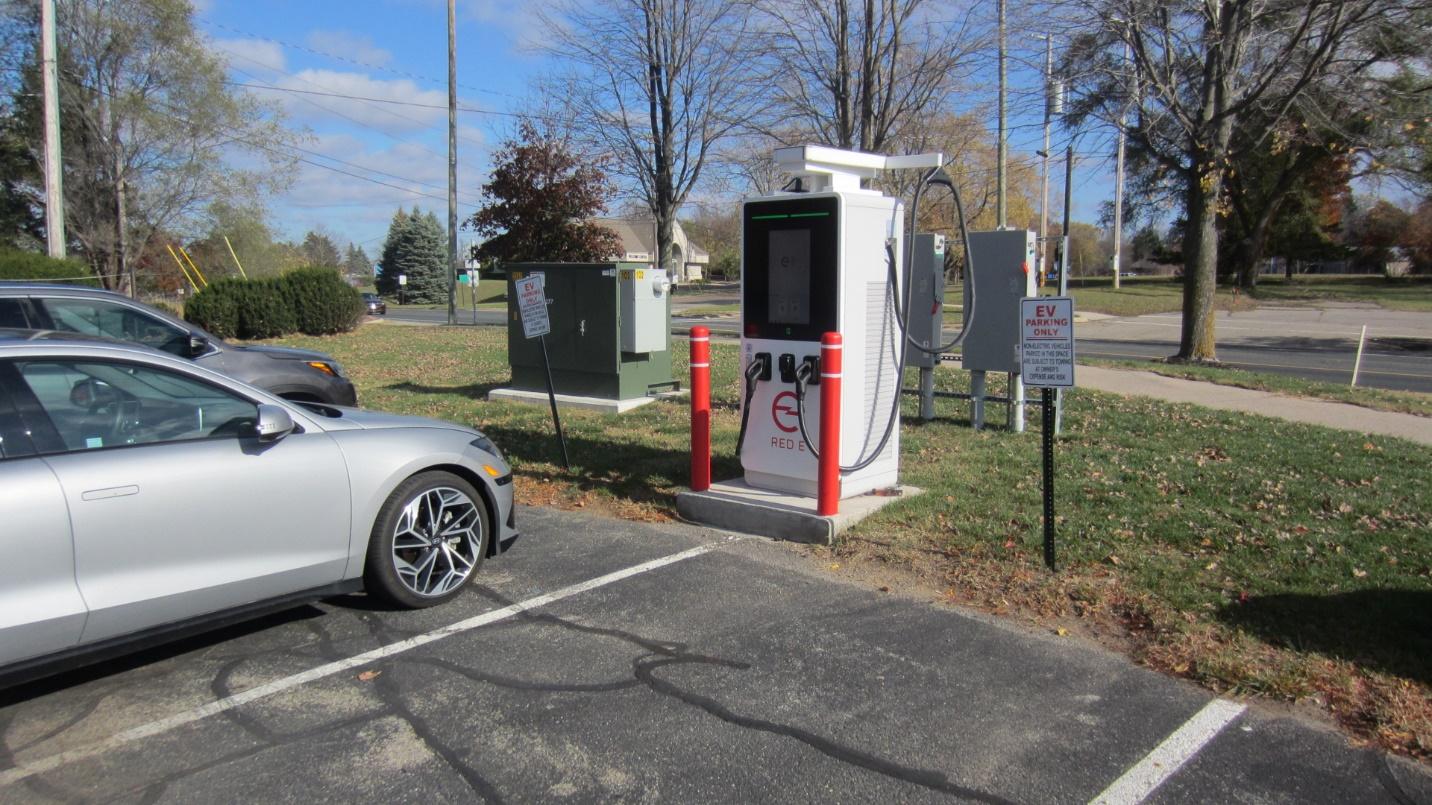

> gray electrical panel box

[
  {"left": 619, "top": 265, "right": 669, "bottom": 353},
  {"left": 961, "top": 229, "right": 1038, "bottom": 374},
  {"left": 907, "top": 233, "right": 946, "bottom": 370}
]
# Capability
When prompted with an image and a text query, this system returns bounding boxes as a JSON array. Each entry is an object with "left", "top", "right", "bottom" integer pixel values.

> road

[
  {"left": 3, "top": 508, "right": 1427, "bottom": 803},
  {"left": 387, "top": 302, "right": 1432, "bottom": 394}
]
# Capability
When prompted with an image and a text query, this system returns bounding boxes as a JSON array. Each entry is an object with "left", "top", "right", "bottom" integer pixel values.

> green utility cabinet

[{"left": 504, "top": 262, "right": 678, "bottom": 400}]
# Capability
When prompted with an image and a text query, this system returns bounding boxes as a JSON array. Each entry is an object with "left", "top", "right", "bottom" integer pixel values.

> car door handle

[{"left": 81, "top": 485, "right": 139, "bottom": 501}]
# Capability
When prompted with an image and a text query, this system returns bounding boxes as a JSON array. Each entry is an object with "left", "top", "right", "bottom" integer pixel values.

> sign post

[
  {"left": 398, "top": 273, "right": 407, "bottom": 305},
  {"left": 515, "top": 273, "right": 570, "bottom": 468},
  {"left": 1021, "top": 296, "right": 1075, "bottom": 571}
]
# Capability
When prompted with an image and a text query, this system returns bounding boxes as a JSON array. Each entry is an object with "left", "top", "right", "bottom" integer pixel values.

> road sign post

[
  {"left": 1021, "top": 296, "right": 1075, "bottom": 571},
  {"left": 515, "top": 273, "right": 569, "bottom": 469},
  {"left": 398, "top": 273, "right": 407, "bottom": 305}
]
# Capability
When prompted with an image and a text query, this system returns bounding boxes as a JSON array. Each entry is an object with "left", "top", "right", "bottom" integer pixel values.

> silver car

[
  {"left": 0, "top": 332, "right": 516, "bottom": 685},
  {"left": 0, "top": 283, "right": 359, "bottom": 406}
]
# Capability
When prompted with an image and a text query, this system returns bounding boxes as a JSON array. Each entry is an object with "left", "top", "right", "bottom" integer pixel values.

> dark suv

[
  {"left": 0, "top": 284, "right": 357, "bottom": 405},
  {"left": 362, "top": 292, "right": 387, "bottom": 315}
]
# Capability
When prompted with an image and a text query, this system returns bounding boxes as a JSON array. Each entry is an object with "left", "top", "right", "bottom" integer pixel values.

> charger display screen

[
  {"left": 768, "top": 229, "right": 810, "bottom": 325},
  {"left": 742, "top": 196, "right": 838, "bottom": 340}
]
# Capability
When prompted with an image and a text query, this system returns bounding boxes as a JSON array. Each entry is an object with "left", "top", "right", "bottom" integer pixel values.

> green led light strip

[
  {"left": 788, "top": 212, "right": 830, "bottom": 218},
  {"left": 751, "top": 213, "right": 789, "bottom": 220}
]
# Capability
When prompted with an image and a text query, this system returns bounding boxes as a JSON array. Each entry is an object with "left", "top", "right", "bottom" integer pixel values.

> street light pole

[
  {"left": 996, "top": 0, "right": 1007, "bottom": 230},
  {"left": 1038, "top": 34, "right": 1052, "bottom": 282},
  {"left": 41, "top": 0, "right": 65, "bottom": 258},
  {"left": 446, "top": 0, "right": 459, "bottom": 326},
  {"left": 1111, "top": 40, "right": 1130, "bottom": 289}
]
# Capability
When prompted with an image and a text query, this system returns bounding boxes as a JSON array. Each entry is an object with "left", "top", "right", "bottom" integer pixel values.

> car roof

[
  {"left": 0, "top": 281, "right": 124, "bottom": 298},
  {"left": 0, "top": 327, "right": 124, "bottom": 344}
]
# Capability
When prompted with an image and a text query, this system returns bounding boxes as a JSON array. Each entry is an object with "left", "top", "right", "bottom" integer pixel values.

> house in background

[{"left": 596, "top": 217, "right": 709, "bottom": 282}]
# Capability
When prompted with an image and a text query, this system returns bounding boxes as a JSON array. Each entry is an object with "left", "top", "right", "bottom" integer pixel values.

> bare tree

[
  {"left": 1061, "top": 0, "right": 1401, "bottom": 361},
  {"left": 542, "top": 0, "right": 754, "bottom": 277},
  {"left": 752, "top": 0, "right": 985, "bottom": 153},
  {"left": 4, "top": 0, "right": 297, "bottom": 293}
]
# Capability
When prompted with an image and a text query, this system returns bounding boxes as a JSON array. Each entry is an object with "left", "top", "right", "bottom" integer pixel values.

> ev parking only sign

[
  {"left": 514, "top": 273, "right": 550, "bottom": 339},
  {"left": 1020, "top": 296, "right": 1075, "bottom": 388}
]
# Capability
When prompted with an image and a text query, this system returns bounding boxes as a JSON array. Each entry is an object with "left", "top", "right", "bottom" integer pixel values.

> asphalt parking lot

[{"left": 2, "top": 507, "right": 1429, "bottom": 804}]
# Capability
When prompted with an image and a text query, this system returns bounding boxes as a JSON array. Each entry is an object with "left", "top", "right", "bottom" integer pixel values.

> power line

[
  {"left": 47, "top": 68, "right": 478, "bottom": 213},
  {"left": 198, "top": 17, "right": 526, "bottom": 104}
]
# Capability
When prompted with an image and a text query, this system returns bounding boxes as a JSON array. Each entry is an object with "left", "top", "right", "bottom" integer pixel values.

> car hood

[
  {"left": 231, "top": 344, "right": 334, "bottom": 362},
  {"left": 309, "top": 405, "right": 477, "bottom": 435}
]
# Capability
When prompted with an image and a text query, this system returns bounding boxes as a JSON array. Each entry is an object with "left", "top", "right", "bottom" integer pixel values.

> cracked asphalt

[{"left": 2, "top": 507, "right": 1429, "bottom": 804}]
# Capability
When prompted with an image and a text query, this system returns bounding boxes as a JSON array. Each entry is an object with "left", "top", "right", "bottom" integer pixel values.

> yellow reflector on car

[
  {"left": 482, "top": 464, "right": 501, "bottom": 477},
  {"left": 307, "top": 361, "right": 336, "bottom": 376}
]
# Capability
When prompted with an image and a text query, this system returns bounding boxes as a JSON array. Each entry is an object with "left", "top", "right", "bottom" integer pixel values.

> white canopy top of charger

[{"left": 772, "top": 145, "right": 944, "bottom": 193}]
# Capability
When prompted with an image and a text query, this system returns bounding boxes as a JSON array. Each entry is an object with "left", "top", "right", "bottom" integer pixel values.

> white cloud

[
  {"left": 269, "top": 135, "right": 484, "bottom": 245},
  {"left": 305, "top": 30, "right": 394, "bottom": 69},
  {"left": 211, "top": 37, "right": 286, "bottom": 73},
  {"left": 254, "top": 70, "right": 448, "bottom": 133}
]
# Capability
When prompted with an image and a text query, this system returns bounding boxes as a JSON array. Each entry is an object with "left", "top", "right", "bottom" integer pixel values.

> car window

[
  {"left": 16, "top": 360, "right": 259, "bottom": 452},
  {"left": 39, "top": 298, "right": 188, "bottom": 357},
  {"left": 0, "top": 298, "right": 30, "bottom": 328},
  {"left": 0, "top": 382, "right": 36, "bottom": 459}
]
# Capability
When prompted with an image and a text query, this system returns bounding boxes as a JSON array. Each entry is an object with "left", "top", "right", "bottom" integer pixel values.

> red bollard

[
  {"left": 689, "top": 326, "right": 711, "bottom": 492},
  {"left": 818, "top": 332, "right": 842, "bottom": 516}
]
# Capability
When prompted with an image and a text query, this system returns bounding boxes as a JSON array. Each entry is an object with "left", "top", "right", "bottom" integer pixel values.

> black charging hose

[
  {"left": 734, "top": 357, "right": 765, "bottom": 457},
  {"left": 791, "top": 163, "right": 977, "bottom": 470},
  {"left": 891, "top": 171, "right": 978, "bottom": 355}
]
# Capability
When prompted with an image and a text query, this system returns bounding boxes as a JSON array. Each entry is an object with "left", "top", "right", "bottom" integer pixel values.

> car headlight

[
  {"left": 469, "top": 434, "right": 505, "bottom": 463},
  {"left": 306, "top": 361, "right": 346, "bottom": 379}
]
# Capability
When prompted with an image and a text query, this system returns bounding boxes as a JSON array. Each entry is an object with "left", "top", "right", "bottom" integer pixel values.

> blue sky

[{"left": 197, "top": 0, "right": 1118, "bottom": 254}]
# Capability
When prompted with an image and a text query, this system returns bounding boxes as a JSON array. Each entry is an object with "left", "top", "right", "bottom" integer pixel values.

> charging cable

[
  {"left": 791, "top": 162, "right": 977, "bottom": 470},
  {"left": 734, "top": 355, "right": 767, "bottom": 457}
]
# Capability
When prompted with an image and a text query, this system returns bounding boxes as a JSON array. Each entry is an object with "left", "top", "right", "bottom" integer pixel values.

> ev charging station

[
  {"left": 680, "top": 144, "right": 1070, "bottom": 548},
  {"left": 678, "top": 145, "right": 944, "bottom": 541},
  {"left": 738, "top": 145, "right": 948, "bottom": 499}
]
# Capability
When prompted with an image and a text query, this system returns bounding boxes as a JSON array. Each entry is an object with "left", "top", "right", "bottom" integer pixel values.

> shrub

[
  {"left": 234, "top": 277, "right": 296, "bottom": 339},
  {"left": 184, "top": 277, "right": 295, "bottom": 339},
  {"left": 282, "top": 267, "right": 364, "bottom": 335},
  {"left": 184, "top": 278, "right": 242, "bottom": 338},
  {"left": 0, "top": 249, "right": 99, "bottom": 286}
]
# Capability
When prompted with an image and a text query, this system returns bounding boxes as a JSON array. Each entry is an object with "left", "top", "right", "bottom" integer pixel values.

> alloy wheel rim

[{"left": 390, "top": 486, "right": 482, "bottom": 597}]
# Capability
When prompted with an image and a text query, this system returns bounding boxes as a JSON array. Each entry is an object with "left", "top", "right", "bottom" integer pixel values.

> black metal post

[
  {"left": 1042, "top": 386, "right": 1056, "bottom": 571},
  {"left": 538, "top": 334, "right": 571, "bottom": 468}
]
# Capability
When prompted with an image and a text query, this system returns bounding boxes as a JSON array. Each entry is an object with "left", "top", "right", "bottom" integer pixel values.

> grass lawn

[
  {"left": 273, "top": 323, "right": 1431, "bottom": 760},
  {"left": 943, "top": 275, "right": 1432, "bottom": 316},
  {"left": 946, "top": 276, "right": 1256, "bottom": 317},
  {"left": 1085, "top": 357, "right": 1432, "bottom": 418},
  {"left": 386, "top": 278, "right": 506, "bottom": 309},
  {"left": 1249, "top": 275, "right": 1432, "bottom": 312}
]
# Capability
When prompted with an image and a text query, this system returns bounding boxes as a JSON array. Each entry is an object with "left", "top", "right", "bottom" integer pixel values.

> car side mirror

[
  {"left": 254, "top": 404, "right": 295, "bottom": 442},
  {"left": 189, "top": 333, "right": 210, "bottom": 358}
]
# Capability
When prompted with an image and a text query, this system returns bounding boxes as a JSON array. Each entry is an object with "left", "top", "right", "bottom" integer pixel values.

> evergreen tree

[
  {"left": 343, "top": 244, "right": 373, "bottom": 284},
  {"left": 300, "top": 231, "right": 342, "bottom": 268},
  {"left": 376, "top": 207, "right": 447, "bottom": 303},
  {"left": 376, "top": 209, "right": 411, "bottom": 295}
]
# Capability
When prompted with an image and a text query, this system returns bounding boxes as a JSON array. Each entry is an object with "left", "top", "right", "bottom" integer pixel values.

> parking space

[{"left": 2, "top": 507, "right": 1428, "bottom": 804}]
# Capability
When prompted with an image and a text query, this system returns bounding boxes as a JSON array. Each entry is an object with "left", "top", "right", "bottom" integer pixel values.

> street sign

[
  {"left": 1020, "top": 296, "right": 1075, "bottom": 388},
  {"left": 515, "top": 273, "right": 550, "bottom": 339},
  {"left": 398, "top": 274, "right": 407, "bottom": 286}
]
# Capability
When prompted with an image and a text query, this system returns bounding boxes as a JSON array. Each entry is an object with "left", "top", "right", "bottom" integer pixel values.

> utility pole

[
  {"left": 1111, "top": 41, "right": 1129, "bottom": 289},
  {"left": 1037, "top": 34, "right": 1052, "bottom": 282},
  {"left": 446, "top": 0, "right": 459, "bottom": 326},
  {"left": 1054, "top": 144, "right": 1073, "bottom": 435},
  {"left": 41, "top": 0, "right": 65, "bottom": 258},
  {"left": 996, "top": 0, "right": 1007, "bottom": 229}
]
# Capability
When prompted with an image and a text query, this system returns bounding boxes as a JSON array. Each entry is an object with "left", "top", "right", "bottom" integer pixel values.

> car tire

[{"left": 365, "top": 471, "right": 490, "bottom": 609}]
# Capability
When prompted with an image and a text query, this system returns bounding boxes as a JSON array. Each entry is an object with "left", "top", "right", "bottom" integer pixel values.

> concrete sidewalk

[{"left": 1077, "top": 364, "right": 1432, "bottom": 446}]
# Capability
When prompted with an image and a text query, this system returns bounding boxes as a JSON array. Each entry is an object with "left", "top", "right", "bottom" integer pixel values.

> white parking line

[
  {"left": 1089, "top": 698, "right": 1246, "bottom": 805},
  {"left": 0, "top": 542, "right": 725, "bottom": 789}
]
